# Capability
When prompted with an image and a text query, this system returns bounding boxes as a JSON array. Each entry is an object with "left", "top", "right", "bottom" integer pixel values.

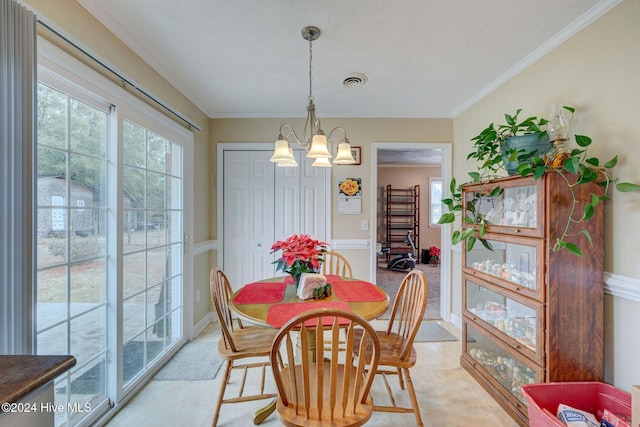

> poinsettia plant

[
  {"left": 428, "top": 245, "right": 441, "bottom": 266},
  {"left": 270, "top": 234, "right": 328, "bottom": 282},
  {"left": 428, "top": 246, "right": 441, "bottom": 259}
]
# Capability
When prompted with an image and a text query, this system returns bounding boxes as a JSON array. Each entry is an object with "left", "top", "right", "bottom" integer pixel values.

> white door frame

[
  {"left": 370, "top": 142, "right": 452, "bottom": 322},
  {"left": 216, "top": 142, "right": 332, "bottom": 271}
]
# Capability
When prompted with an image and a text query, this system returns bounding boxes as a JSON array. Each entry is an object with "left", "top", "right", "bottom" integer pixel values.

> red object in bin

[{"left": 522, "top": 381, "right": 631, "bottom": 427}]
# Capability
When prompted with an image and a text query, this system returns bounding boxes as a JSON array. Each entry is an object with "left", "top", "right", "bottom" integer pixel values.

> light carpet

[
  {"left": 375, "top": 263, "right": 441, "bottom": 320},
  {"left": 154, "top": 341, "right": 223, "bottom": 381},
  {"left": 412, "top": 321, "right": 458, "bottom": 342}
]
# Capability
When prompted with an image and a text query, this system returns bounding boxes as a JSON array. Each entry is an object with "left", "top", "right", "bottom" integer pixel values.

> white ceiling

[{"left": 76, "top": 0, "right": 614, "bottom": 120}]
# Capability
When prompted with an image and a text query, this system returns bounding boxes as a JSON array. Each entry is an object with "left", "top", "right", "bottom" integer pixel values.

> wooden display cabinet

[{"left": 460, "top": 174, "right": 604, "bottom": 426}]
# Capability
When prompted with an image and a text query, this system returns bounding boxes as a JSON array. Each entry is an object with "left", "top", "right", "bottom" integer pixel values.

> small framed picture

[{"left": 350, "top": 146, "right": 361, "bottom": 165}]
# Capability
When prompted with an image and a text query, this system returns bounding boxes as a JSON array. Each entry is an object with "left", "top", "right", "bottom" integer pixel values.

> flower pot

[
  {"left": 291, "top": 272, "right": 303, "bottom": 289},
  {"left": 501, "top": 133, "right": 551, "bottom": 175}
]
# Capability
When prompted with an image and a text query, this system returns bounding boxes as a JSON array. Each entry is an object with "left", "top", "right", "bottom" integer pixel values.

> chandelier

[{"left": 270, "top": 26, "right": 356, "bottom": 168}]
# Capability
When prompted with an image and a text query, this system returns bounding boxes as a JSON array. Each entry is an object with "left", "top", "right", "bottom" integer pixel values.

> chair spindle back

[
  {"left": 386, "top": 269, "right": 428, "bottom": 361},
  {"left": 210, "top": 267, "right": 239, "bottom": 352},
  {"left": 321, "top": 251, "right": 353, "bottom": 278},
  {"left": 270, "top": 308, "right": 380, "bottom": 422}
]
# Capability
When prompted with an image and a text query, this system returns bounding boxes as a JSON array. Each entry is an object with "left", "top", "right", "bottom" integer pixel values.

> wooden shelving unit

[
  {"left": 384, "top": 185, "right": 419, "bottom": 261},
  {"left": 459, "top": 174, "right": 604, "bottom": 426}
]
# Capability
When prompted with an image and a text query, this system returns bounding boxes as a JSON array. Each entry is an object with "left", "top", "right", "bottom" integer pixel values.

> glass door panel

[
  {"left": 463, "top": 276, "right": 544, "bottom": 364},
  {"left": 463, "top": 232, "right": 543, "bottom": 301},
  {"left": 463, "top": 322, "right": 542, "bottom": 408},
  {"left": 36, "top": 82, "right": 110, "bottom": 426},
  {"left": 121, "top": 121, "right": 183, "bottom": 389},
  {"left": 462, "top": 175, "right": 543, "bottom": 238}
]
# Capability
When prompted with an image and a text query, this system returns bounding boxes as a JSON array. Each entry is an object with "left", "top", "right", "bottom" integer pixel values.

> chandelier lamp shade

[{"left": 270, "top": 26, "right": 356, "bottom": 167}]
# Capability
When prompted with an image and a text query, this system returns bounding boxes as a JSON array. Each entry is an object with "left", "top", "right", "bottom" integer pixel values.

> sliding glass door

[{"left": 36, "top": 41, "right": 190, "bottom": 426}]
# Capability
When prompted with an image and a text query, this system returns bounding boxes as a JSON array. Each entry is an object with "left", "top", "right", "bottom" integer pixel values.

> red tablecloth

[
  {"left": 233, "top": 282, "right": 286, "bottom": 304},
  {"left": 266, "top": 301, "right": 351, "bottom": 328},
  {"left": 283, "top": 274, "right": 344, "bottom": 285},
  {"left": 332, "top": 280, "right": 387, "bottom": 302},
  {"left": 324, "top": 274, "right": 344, "bottom": 284}
]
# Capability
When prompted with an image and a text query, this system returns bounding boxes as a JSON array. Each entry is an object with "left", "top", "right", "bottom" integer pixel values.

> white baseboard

[
  {"left": 449, "top": 313, "right": 462, "bottom": 330},
  {"left": 191, "top": 312, "right": 215, "bottom": 339}
]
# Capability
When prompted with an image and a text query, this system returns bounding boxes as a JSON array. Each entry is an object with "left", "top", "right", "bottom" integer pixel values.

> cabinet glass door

[
  {"left": 464, "top": 322, "right": 542, "bottom": 408},
  {"left": 464, "top": 233, "right": 543, "bottom": 299},
  {"left": 463, "top": 232, "right": 543, "bottom": 300},
  {"left": 462, "top": 175, "right": 543, "bottom": 238},
  {"left": 464, "top": 277, "right": 543, "bottom": 364}
]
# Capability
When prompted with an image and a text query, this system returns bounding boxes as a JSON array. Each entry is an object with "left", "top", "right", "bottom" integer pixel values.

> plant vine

[{"left": 440, "top": 107, "right": 640, "bottom": 256}]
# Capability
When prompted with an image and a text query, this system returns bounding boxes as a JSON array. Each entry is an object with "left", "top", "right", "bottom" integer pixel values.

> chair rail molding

[
  {"left": 330, "top": 239, "right": 371, "bottom": 250},
  {"left": 604, "top": 272, "right": 640, "bottom": 303},
  {"left": 193, "top": 239, "right": 217, "bottom": 255}
]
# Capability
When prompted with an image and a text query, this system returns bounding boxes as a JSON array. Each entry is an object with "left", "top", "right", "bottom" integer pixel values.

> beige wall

[
  {"left": 23, "top": 0, "right": 213, "bottom": 326},
  {"left": 452, "top": 0, "right": 640, "bottom": 392},
  {"left": 210, "top": 118, "right": 452, "bottom": 278},
  {"left": 22, "top": 0, "right": 640, "bottom": 394},
  {"left": 376, "top": 165, "right": 442, "bottom": 254}
]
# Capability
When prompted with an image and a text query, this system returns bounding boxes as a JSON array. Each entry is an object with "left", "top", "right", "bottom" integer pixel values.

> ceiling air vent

[{"left": 342, "top": 73, "right": 367, "bottom": 88}]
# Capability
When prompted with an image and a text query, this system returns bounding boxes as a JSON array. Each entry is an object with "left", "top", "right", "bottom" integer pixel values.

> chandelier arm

[
  {"left": 326, "top": 126, "right": 348, "bottom": 143},
  {"left": 278, "top": 122, "right": 306, "bottom": 149}
]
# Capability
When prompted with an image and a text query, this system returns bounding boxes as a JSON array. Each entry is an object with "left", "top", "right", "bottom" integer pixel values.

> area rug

[
  {"left": 154, "top": 341, "right": 223, "bottom": 381},
  {"left": 375, "top": 264, "right": 441, "bottom": 320},
  {"left": 413, "top": 321, "right": 458, "bottom": 342}
]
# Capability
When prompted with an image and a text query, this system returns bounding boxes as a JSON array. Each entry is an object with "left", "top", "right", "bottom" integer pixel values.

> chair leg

[
  {"left": 212, "top": 359, "right": 232, "bottom": 427},
  {"left": 253, "top": 398, "right": 277, "bottom": 425},
  {"left": 403, "top": 367, "right": 423, "bottom": 427},
  {"left": 397, "top": 367, "right": 405, "bottom": 389}
]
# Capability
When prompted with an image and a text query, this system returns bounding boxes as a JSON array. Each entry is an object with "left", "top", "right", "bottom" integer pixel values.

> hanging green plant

[{"left": 440, "top": 106, "right": 640, "bottom": 256}]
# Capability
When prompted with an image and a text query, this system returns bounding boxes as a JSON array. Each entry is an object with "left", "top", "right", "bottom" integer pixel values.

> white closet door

[
  {"left": 274, "top": 150, "right": 328, "bottom": 242},
  {"left": 223, "top": 148, "right": 328, "bottom": 289},
  {"left": 223, "top": 151, "right": 275, "bottom": 289}
]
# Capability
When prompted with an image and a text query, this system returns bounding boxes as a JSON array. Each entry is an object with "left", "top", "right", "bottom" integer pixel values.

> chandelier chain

[
  {"left": 271, "top": 25, "right": 355, "bottom": 167},
  {"left": 308, "top": 37, "right": 314, "bottom": 103}
]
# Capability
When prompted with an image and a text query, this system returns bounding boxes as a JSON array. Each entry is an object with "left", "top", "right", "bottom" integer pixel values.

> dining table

[
  {"left": 229, "top": 274, "right": 389, "bottom": 328},
  {"left": 228, "top": 274, "right": 389, "bottom": 424}
]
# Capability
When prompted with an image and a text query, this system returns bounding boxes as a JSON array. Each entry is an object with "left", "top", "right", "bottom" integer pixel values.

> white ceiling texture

[{"left": 76, "top": 0, "right": 615, "bottom": 164}]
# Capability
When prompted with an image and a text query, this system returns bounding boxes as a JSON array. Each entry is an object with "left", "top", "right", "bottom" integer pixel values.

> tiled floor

[{"left": 105, "top": 320, "right": 519, "bottom": 427}]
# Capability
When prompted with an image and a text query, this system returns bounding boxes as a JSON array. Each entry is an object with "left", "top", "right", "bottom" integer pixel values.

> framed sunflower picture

[{"left": 338, "top": 178, "right": 362, "bottom": 198}]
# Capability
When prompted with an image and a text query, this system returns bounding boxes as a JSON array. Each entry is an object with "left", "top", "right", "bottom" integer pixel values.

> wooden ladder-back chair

[
  {"left": 210, "top": 268, "right": 278, "bottom": 426},
  {"left": 321, "top": 251, "right": 353, "bottom": 278},
  {"left": 352, "top": 269, "right": 428, "bottom": 426},
  {"left": 321, "top": 251, "right": 353, "bottom": 352},
  {"left": 270, "top": 308, "right": 380, "bottom": 427}
]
